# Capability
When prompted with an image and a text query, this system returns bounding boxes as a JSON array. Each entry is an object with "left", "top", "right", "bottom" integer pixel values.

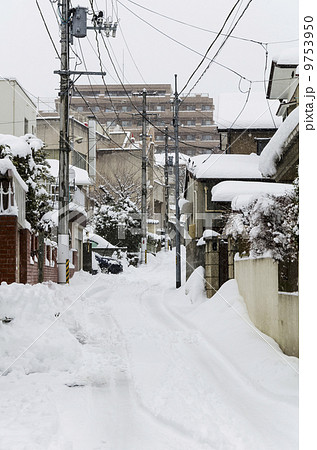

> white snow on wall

[
  {"left": 259, "top": 107, "right": 299, "bottom": 177},
  {"left": 187, "top": 153, "right": 263, "bottom": 180}
]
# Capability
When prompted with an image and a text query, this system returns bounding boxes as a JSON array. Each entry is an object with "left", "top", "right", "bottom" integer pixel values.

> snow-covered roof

[
  {"left": 273, "top": 46, "right": 299, "bottom": 66},
  {"left": 187, "top": 153, "right": 264, "bottom": 180},
  {"left": 47, "top": 159, "right": 92, "bottom": 186},
  {"left": 211, "top": 180, "right": 294, "bottom": 202},
  {"left": 215, "top": 91, "right": 281, "bottom": 130},
  {"left": 259, "top": 107, "right": 299, "bottom": 177}
]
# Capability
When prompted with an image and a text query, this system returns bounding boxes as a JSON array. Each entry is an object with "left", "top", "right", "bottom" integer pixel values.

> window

[
  {"left": 201, "top": 119, "right": 212, "bottom": 126},
  {"left": 77, "top": 106, "right": 84, "bottom": 112},
  {"left": 184, "top": 120, "right": 195, "bottom": 126},
  {"left": 256, "top": 138, "right": 270, "bottom": 155},
  {"left": 186, "top": 105, "right": 196, "bottom": 111},
  {"left": 121, "top": 106, "right": 132, "bottom": 112},
  {"left": 155, "top": 135, "right": 165, "bottom": 141},
  {"left": 201, "top": 134, "right": 212, "bottom": 141},
  {"left": 201, "top": 105, "right": 212, "bottom": 111},
  {"left": 24, "top": 118, "right": 29, "bottom": 134},
  {"left": 122, "top": 120, "right": 132, "bottom": 127}
]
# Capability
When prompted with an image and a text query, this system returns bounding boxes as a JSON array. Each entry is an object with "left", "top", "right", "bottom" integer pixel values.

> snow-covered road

[{"left": 0, "top": 249, "right": 298, "bottom": 449}]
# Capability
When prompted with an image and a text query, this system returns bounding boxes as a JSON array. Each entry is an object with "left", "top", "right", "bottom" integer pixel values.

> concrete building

[
  {"left": 0, "top": 78, "right": 37, "bottom": 136},
  {"left": 67, "top": 84, "right": 220, "bottom": 156}
]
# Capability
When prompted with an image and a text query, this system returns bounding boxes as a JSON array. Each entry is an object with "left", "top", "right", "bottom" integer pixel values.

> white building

[{"left": 0, "top": 78, "right": 37, "bottom": 136}]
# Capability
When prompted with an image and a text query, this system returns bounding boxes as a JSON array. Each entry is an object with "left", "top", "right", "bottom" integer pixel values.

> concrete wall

[{"left": 234, "top": 256, "right": 299, "bottom": 357}]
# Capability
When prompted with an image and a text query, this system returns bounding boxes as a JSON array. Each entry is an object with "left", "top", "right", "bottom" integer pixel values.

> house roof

[
  {"left": 258, "top": 107, "right": 299, "bottom": 178},
  {"left": 187, "top": 153, "right": 264, "bottom": 180},
  {"left": 266, "top": 47, "right": 299, "bottom": 100},
  {"left": 215, "top": 91, "right": 281, "bottom": 130}
]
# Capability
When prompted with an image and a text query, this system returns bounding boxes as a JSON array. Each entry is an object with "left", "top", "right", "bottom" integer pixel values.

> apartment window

[
  {"left": 201, "top": 134, "right": 212, "bottom": 141},
  {"left": 24, "top": 118, "right": 29, "bottom": 134},
  {"left": 77, "top": 106, "right": 84, "bottom": 112},
  {"left": 122, "top": 120, "right": 132, "bottom": 127},
  {"left": 91, "top": 106, "right": 100, "bottom": 112},
  {"left": 185, "top": 120, "right": 195, "bottom": 126},
  {"left": 201, "top": 105, "right": 212, "bottom": 111},
  {"left": 201, "top": 119, "right": 212, "bottom": 126},
  {"left": 121, "top": 106, "right": 132, "bottom": 112},
  {"left": 185, "top": 134, "right": 196, "bottom": 141},
  {"left": 186, "top": 105, "right": 196, "bottom": 111},
  {"left": 155, "top": 134, "right": 165, "bottom": 141}
]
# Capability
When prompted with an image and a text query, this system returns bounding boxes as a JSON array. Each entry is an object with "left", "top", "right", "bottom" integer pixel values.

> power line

[
  {"left": 181, "top": 0, "right": 255, "bottom": 99},
  {"left": 123, "top": 0, "right": 298, "bottom": 46},
  {"left": 35, "top": 0, "right": 60, "bottom": 59},
  {"left": 180, "top": 0, "right": 242, "bottom": 95},
  {"left": 116, "top": 0, "right": 251, "bottom": 85}
]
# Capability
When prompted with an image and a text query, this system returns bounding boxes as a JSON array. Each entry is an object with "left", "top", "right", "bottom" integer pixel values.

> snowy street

[{"left": 0, "top": 249, "right": 298, "bottom": 449}]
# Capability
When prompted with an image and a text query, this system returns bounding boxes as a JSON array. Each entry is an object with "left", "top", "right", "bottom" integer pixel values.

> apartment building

[
  {"left": 69, "top": 83, "right": 220, "bottom": 156},
  {"left": 0, "top": 78, "right": 37, "bottom": 136}
]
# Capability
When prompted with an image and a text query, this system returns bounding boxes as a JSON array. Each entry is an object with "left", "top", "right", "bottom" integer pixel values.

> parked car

[{"left": 94, "top": 253, "right": 123, "bottom": 274}]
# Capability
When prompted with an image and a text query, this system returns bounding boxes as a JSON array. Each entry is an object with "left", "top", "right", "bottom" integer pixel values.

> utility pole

[
  {"left": 57, "top": 0, "right": 71, "bottom": 284},
  {"left": 173, "top": 75, "right": 181, "bottom": 288},
  {"left": 141, "top": 89, "right": 147, "bottom": 264},
  {"left": 164, "top": 126, "right": 169, "bottom": 252}
]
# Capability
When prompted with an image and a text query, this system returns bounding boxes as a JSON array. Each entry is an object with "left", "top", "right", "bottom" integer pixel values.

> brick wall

[
  {"left": 1, "top": 215, "right": 76, "bottom": 285},
  {"left": 0, "top": 215, "right": 18, "bottom": 284},
  {"left": 228, "top": 129, "right": 275, "bottom": 155}
]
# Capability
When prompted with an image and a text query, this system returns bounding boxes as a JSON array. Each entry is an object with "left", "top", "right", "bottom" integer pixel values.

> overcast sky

[{"left": 0, "top": 0, "right": 299, "bottom": 111}]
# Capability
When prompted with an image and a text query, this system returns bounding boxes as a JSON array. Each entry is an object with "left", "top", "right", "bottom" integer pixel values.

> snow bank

[
  {"left": 259, "top": 107, "right": 299, "bottom": 177},
  {"left": 0, "top": 249, "right": 298, "bottom": 449},
  {"left": 187, "top": 152, "right": 263, "bottom": 180}
]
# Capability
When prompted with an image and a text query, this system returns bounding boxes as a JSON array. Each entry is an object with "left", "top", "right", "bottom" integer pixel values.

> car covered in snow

[{"left": 94, "top": 253, "right": 123, "bottom": 274}]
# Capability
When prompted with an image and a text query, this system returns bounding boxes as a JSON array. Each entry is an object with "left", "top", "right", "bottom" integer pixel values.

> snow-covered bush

[
  {"left": 225, "top": 178, "right": 298, "bottom": 261},
  {"left": 94, "top": 188, "right": 141, "bottom": 252},
  {"left": 0, "top": 134, "right": 54, "bottom": 232}
]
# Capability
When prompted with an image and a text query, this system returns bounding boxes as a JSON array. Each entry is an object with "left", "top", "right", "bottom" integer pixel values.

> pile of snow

[
  {"left": 215, "top": 91, "right": 282, "bottom": 130},
  {"left": 0, "top": 133, "right": 43, "bottom": 158},
  {"left": 0, "top": 249, "right": 298, "bottom": 449},
  {"left": 187, "top": 152, "right": 263, "bottom": 180},
  {"left": 197, "top": 229, "right": 220, "bottom": 246},
  {"left": 259, "top": 107, "right": 299, "bottom": 177}
]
